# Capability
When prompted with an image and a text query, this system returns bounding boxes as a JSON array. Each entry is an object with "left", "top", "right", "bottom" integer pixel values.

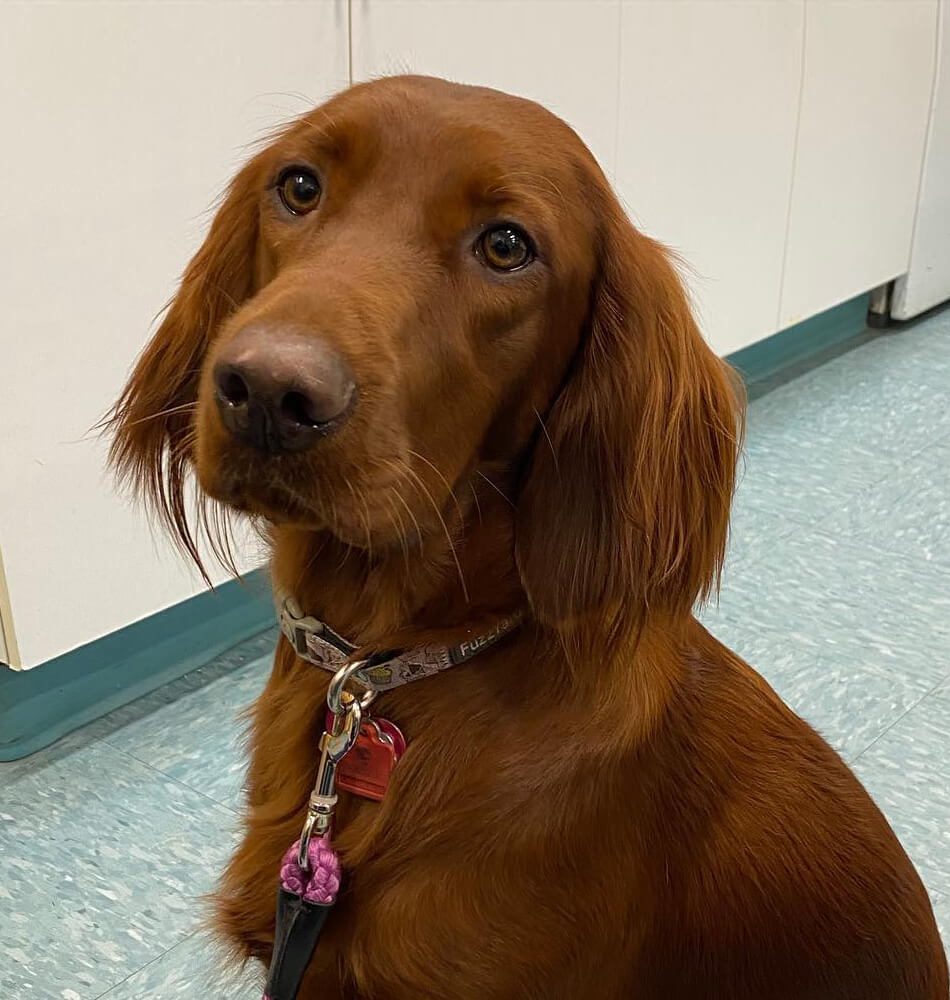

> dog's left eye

[
  {"left": 277, "top": 167, "right": 321, "bottom": 215},
  {"left": 477, "top": 225, "right": 534, "bottom": 272}
]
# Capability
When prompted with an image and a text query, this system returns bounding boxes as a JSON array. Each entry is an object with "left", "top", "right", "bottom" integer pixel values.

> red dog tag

[{"left": 335, "top": 718, "right": 405, "bottom": 801}]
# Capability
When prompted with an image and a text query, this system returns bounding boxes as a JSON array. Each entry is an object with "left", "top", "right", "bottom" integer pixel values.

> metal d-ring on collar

[{"left": 327, "top": 659, "right": 376, "bottom": 715}]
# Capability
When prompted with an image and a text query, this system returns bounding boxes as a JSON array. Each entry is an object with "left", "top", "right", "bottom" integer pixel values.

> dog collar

[{"left": 278, "top": 596, "right": 523, "bottom": 692}]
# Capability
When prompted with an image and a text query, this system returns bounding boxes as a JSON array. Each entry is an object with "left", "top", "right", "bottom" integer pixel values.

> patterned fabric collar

[{"left": 278, "top": 597, "right": 524, "bottom": 693}]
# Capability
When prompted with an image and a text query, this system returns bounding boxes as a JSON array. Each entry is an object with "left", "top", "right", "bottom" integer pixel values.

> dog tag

[{"left": 335, "top": 718, "right": 404, "bottom": 801}]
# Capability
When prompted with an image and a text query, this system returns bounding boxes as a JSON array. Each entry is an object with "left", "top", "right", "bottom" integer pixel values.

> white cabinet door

[
  {"left": 892, "top": 0, "right": 950, "bottom": 321},
  {"left": 615, "top": 0, "right": 804, "bottom": 357},
  {"left": 352, "top": 0, "right": 622, "bottom": 180},
  {"left": 0, "top": 1, "right": 349, "bottom": 667},
  {"left": 780, "top": 0, "right": 938, "bottom": 326}
]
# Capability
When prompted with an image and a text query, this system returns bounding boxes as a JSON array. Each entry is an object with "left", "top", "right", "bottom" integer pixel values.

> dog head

[{"left": 109, "top": 75, "right": 742, "bottom": 625}]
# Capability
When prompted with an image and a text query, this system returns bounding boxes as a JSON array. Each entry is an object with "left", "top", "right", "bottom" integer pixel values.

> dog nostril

[
  {"left": 280, "top": 390, "right": 320, "bottom": 427},
  {"left": 219, "top": 371, "right": 249, "bottom": 407},
  {"left": 213, "top": 336, "right": 354, "bottom": 450}
]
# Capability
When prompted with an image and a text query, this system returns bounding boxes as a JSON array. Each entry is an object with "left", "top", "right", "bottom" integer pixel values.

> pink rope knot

[{"left": 279, "top": 837, "right": 341, "bottom": 904}]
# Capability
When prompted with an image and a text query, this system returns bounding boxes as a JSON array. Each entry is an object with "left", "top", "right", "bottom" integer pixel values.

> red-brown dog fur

[{"left": 109, "top": 76, "right": 947, "bottom": 998}]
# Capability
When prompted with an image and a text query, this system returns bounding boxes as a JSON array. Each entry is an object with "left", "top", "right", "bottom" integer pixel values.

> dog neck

[
  {"left": 269, "top": 467, "right": 526, "bottom": 649},
  {"left": 268, "top": 463, "right": 687, "bottom": 743}
]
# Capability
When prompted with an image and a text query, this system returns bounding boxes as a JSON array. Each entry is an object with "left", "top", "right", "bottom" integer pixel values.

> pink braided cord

[{"left": 279, "top": 837, "right": 341, "bottom": 905}]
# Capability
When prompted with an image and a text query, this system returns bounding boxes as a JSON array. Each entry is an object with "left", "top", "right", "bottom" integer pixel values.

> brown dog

[{"left": 109, "top": 76, "right": 947, "bottom": 998}]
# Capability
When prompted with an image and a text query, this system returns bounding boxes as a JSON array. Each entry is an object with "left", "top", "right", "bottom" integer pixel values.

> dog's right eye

[{"left": 277, "top": 167, "right": 321, "bottom": 216}]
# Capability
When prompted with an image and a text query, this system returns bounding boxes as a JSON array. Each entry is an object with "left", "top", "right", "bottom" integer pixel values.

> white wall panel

[
  {"left": 352, "top": 0, "right": 622, "bottom": 180},
  {"left": 0, "top": 1, "right": 349, "bottom": 666},
  {"left": 616, "top": 0, "right": 804, "bottom": 356},
  {"left": 780, "top": 0, "right": 938, "bottom": 326}
]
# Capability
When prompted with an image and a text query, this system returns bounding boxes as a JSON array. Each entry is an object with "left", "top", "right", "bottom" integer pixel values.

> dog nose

[{"left": 213, "top": 326, "right": 356, "bottom": 454}]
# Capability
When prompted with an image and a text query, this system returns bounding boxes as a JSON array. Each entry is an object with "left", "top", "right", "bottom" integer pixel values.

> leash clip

[{"left": 295, "top": 662, "right": 374, "bottom": 869}]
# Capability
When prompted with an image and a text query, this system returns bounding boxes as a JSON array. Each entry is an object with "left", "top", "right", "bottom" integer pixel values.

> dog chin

[
  {"left": 204, "top": 473, "right": 399, "bottom": 549},
  {"left": 199, "top": 467, "right": 314, "bottom": 526}
]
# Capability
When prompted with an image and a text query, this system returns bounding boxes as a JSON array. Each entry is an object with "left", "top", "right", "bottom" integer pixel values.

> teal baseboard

[
  {"left": 0, "top": 571, "right": 274, "bottom": 762},
  {"left": 0, "top": 291, "right": 873, "bottom": 763},
  {"left": 727, "top": 293, "right": 870, "bottom": 387}
]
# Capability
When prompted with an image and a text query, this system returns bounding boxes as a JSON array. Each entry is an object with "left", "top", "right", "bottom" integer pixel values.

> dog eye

[
  {"left": 277, "top": 167, "right": 321, "bottom": 215},
  {"left": 477, "top": 225, "right": 533, "bottom": 271}
]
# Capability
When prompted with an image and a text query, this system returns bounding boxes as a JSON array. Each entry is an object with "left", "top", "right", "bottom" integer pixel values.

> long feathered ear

[
  {"left": 516, "top": 199, "right": 744, "bottom": 636},
  {"left": 105, "top": 157, "right": 263, "bottom": 577}
]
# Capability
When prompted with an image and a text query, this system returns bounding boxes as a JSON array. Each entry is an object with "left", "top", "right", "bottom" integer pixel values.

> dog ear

[
  {"left": 106, "top": 156, "right": 264, "bottom": 574},
  {"left": 516, "top": 200, "right": 744, "bottom": 636}
]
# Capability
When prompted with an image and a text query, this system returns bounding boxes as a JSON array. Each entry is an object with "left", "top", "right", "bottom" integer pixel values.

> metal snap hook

[
  {"left": 297, "top": 696, "right": 363, "bottom": 869},
  {"left": 295, "top": 659, "right": 378, "bottom": 870}
]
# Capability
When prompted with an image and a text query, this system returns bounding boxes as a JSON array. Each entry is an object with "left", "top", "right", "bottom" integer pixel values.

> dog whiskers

[
  {"left": 390, "top": 484, "right": 424, "bottom": 547},
  {"left": 533, "top": 408, "right": 559, "bottom": 473},
  {"left": 343, "top": 475, "right": 374, "bottom": 563},
  {"left": 384, "top": 492, "right": 412, "bottom": 580},
  {"left": 122, "top": 401, "right": 199, "bottom": 430},
  {"left": 407, "top": 448, "right": 465, "bottom": 525},
  {"left": 475, "top": 470, "right": 515, "bottom": 507},
  {"left": 400, "top": 461, "right": 469, "bottom": 601},
  {"left": 470, "top": 481, "right": 483, "bottom": 525}
]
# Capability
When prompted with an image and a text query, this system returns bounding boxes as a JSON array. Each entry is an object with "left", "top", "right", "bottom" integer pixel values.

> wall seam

[
  {"left": 777, "top": 0, "right": 808, "bottom": 329},
  {"left": 347, "top": 0, "right": 355, "bottom": 85},
  {"left": 0, "top": 540, "right": 22, "bottom": 668}
]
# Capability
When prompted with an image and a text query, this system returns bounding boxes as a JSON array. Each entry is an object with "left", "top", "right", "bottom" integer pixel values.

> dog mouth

[
  {"left": 196, "top": 385, "right": 466, "bottom": 549},
  {"left": 205, "top": 451, "right": 471, "bottom": 558},
  {"left": 199, "top": 445, "right": 419, "bottom": 548},
  {"left": 212, "top": 469, "right": 324, "bottom": 528}
]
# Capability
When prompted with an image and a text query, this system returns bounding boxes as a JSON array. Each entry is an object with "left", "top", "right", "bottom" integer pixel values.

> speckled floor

[{"left": 2, "top": 309, "right": 950, "bottom": 997}]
